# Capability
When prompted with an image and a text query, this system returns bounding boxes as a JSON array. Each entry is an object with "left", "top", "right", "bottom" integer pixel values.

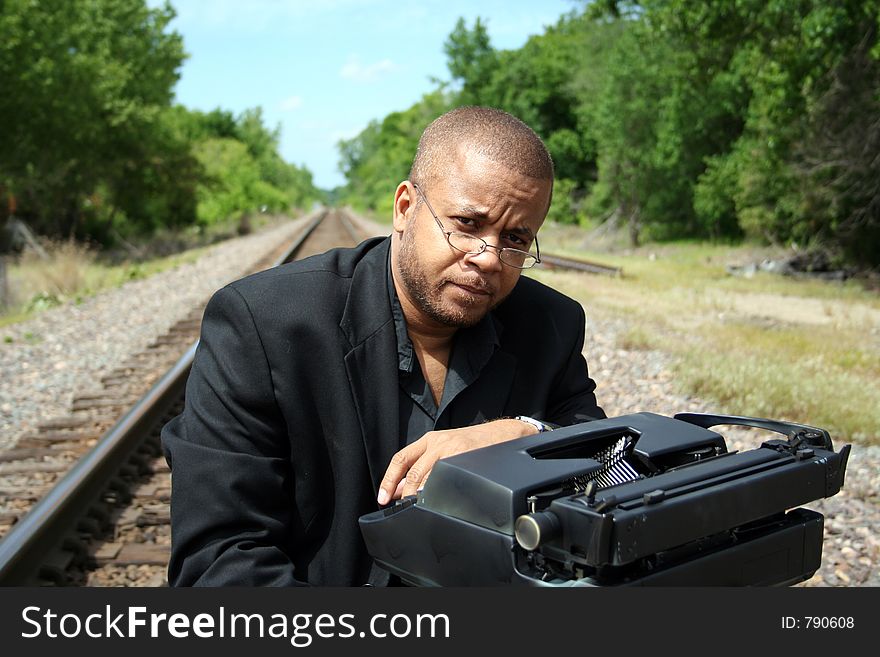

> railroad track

[
  {"left": 0, "top": 208, "right": 616, "bottom": 586},
  {"left": 0, "top": 208, "right": 364, "bottom": 585},
  {"left": 536, "top": 252, "right": 621, "bottom": 276}
]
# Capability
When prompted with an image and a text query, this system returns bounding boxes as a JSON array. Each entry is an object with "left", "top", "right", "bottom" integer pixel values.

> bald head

[{"left": 409, "top": 106, "right": 554, "bottom": 188}]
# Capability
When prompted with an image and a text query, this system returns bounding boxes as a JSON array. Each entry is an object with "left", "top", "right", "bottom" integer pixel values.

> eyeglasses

[{"left": 412, "top": 182, "right": 541, "bottom": 270}]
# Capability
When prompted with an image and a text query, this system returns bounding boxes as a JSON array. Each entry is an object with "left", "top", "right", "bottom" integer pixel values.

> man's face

[{"left": 392, "top": 148, "right": 551, "bottom": 329}]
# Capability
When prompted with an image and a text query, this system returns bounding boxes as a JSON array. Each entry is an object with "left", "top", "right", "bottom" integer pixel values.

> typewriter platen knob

[{"left": 515, "top": 511, "right": 560, "bottom": 551}]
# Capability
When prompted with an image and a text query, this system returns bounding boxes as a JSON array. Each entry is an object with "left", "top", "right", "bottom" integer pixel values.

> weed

[
  {"left": 618, "top": 326, "right": 654, "bottom": 351},
  {"left": 532, "top": 231, "right": 880, "bottom": 445},
  {"left": 25, "top": 292, "right": 62, "bottom": 313}
]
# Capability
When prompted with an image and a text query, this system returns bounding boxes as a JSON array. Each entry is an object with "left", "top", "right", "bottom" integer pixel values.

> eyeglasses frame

[{"left": 410, "top": 181, "right": 541, "bottom": 270}]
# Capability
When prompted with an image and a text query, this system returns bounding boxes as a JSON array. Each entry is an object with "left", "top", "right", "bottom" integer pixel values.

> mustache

[{"left": 446, "top": 277, "right": 495, "bottom": 294}]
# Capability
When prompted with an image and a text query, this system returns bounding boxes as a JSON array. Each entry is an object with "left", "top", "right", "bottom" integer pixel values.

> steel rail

[
  {"left": 0, "top": 208, "right": 329, "bottom": 585},
  {"left": 537, "top": 253, "right": 622, "bottom": 276},
  {"left": 337, "top": 209, "right": 367, "bottom": 244}
]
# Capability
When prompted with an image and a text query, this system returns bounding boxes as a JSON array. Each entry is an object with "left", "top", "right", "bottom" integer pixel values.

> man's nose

[{"left": 463, "top": 243, "right": 504, "bottom": 272}]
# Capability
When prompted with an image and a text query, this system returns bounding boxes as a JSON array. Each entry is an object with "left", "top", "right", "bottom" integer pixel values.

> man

[{"left": 162, "top": 107, "right": 604, "bottom": 586}]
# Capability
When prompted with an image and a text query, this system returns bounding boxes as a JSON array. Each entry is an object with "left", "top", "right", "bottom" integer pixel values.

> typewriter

[{"left": 359, "top": 413, "right": 851, "bottom": 586}]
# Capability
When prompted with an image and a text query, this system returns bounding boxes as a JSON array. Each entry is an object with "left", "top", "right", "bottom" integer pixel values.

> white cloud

[
  {"left": 279, "top": 95, "right": 303, "bottom": 111},
  {"left": 339, "top": 55, "right": 396, "bottom": 83},
  {"left": 329, "top": 125, "right": 367, "bottom": 145}
]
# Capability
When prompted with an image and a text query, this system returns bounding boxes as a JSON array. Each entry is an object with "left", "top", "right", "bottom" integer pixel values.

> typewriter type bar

[{"left": 359, "top": 412, "right": 851, "bottom": 587}]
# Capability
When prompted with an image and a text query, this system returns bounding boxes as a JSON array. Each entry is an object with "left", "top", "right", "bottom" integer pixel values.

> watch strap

[{"left": 514, "top": 415, "right": 552, "bottom": 433}]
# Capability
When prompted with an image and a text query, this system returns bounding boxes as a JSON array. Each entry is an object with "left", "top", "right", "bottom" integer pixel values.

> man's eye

[
  {"left": 503, "top": 234, "right": 527, "bottom": 247},
  {"left": 454, "top": 217, "right": 477, "bottom": 228}
]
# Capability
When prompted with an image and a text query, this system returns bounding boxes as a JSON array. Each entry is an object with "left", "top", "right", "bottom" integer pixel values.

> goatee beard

[{"left": 397, "top": 236, "right": 491, "bottom": 329}]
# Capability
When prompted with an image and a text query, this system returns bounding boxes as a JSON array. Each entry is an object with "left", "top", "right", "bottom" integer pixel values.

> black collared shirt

[{"left": 386, "top": 257, "right": 500, "bottom": 446}]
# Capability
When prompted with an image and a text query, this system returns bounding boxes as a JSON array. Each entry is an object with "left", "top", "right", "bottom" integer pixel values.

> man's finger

[
  {"left": 400, "top": 455, "right": 434, "bottom": 499},
  {"left": 392, "top": 479, "right": 406, "bottom": 500},
  {"left": 377, "top": 441, "right": 424, "bottom": 505}
]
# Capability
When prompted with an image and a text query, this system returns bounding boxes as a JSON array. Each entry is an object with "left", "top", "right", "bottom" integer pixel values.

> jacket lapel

[
  {"left": 339, "top": 238, "right": 523, "bottom": 491},
  {"left": 340, "top": 238, "right": 400, "bottom": 494}
]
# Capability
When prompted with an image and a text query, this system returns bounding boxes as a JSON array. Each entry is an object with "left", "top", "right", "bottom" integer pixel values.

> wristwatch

[{"left": 514, "top": 415, "right": 555, "bottom": 433}]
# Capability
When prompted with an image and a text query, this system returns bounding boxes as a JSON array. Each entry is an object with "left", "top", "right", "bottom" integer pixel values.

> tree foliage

[
  {"left": 337, "top": 91, "right": 452, "bottom": 215},
  {"left": 444, "top": 17, "right": 497, "bottom": 106},
  {"left": 337, "top": 2, "right": 880, "bottom": 266},
  {"left": 0, "top": 0, "right": 186, "bottom": 236},
  {"left": 0, "top": 0, "right": 319, "bottom": 247},
  {"left": 186, "top": 108, "right": 319, "bottom": 225}
]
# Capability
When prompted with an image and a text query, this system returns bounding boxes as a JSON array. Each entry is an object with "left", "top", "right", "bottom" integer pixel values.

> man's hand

[{"left": 376, "top": 419, "right": 539, "bottom": 505}]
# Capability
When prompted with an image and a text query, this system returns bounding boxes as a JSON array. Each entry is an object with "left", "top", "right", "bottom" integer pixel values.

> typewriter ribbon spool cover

[{"left": 359, "top": 412, "right": 851, "bottom": 587}]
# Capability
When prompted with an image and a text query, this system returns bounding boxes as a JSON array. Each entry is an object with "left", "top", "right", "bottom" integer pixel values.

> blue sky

[{"left": 152, "top": 0, "right": 579, "bottom": 190}]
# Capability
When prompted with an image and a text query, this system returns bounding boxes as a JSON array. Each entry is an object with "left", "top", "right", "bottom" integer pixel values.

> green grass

[
  {"left": 0, "top": 213, "right": 297, "bottom": 328},
  {"left": 2, "top": 246, "right": 209, "bottom": 328},
  {"left": 529, "top": 226, "right": 880, "bottom": 445},
  {"left": 616, "top": 325, "right": 657, "bottom": 351},
  {"left": 539, "top": 224, "right": 880, "bottom": 302},
  {"left": 0, "top": 310, "right": 33, "bottom": 329},
  {"left": 676, "top": 342, "right": 879, "bottom": 444}
]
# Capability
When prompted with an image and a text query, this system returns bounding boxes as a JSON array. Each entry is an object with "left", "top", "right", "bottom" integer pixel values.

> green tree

[
  {"left": 794, "top": 22, "right": 880, "bottom": 265},
  {"left": 0, "top": 0, "right": 185, "bottom": 236},
  {"left": 338, "top": 91, "right": 452, "bottom": 215},
  {"left": 233, "top": 108, "right": 318, "bottom": 208},
  {"left": 601, "top": 0, "right": 880, "bottom": 258},
  {"left": 444, "top": 18, "right": 498, "bottom": 105},
  {"left": 483, "top": 14, "right": 604, "bottom": 188},
  {"left": 584, "top": 22, "right": 710, "bottom": 242},
  {"left": 100, "top": 105, "right": 202, "bottom": 238},
  {"left": 191, "top": 108, "right": 320, "bottom": 224},
  {"left": 339, "top": 1, "right": 880, "bottom": 266},
  {"left": 194, "top": 138, "right": 263, "bottom": 225}
]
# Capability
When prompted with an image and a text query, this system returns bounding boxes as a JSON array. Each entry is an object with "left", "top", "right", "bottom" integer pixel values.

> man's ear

[{"left": 392, "top": 181, "right": 415, "bottom": 233}]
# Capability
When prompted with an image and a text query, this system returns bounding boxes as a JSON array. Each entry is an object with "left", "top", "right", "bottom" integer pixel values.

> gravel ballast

[
  {"left": 0, "top": 213, "right": 874, "bottom": 587},
  {"left": 0, "top": 216, "right": 311, "bottom": 449}
]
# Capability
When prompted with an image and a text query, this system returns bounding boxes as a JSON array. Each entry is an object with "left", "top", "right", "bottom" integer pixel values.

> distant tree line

[
  {"left": 337, "top": 0, "right": 880, "bottom": 268},
  {"left": 0, "top": 0, "right": 320, "bottom": 248}
]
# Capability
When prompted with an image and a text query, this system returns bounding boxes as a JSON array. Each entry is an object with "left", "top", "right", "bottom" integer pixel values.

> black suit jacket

[{"left": 161, "top": 236, "right": 604, "bottom": 586}]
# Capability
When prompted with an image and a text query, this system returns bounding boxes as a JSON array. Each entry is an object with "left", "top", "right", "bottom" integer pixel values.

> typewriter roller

[{"left": 359, "top": 412, "right": 851, "bottom": 586}]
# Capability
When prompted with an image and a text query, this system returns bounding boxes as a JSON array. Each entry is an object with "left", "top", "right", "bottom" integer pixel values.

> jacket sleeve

[
  {"left": 545, "top": 302, "right": 606, "bottom": 426},
  {"left": 161, "top": 284, "right": 304, "bottom": 586}
]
